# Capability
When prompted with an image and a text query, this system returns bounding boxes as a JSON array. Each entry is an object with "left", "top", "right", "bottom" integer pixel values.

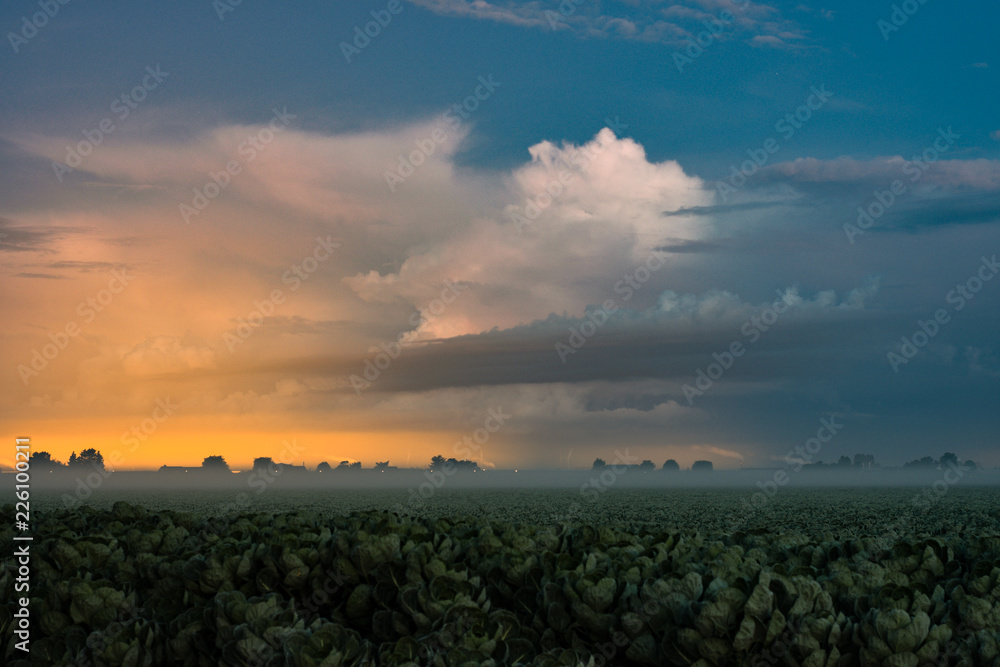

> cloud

[
  {"left": 405, "top": 0, "right": 549, "bottom": 28},
  {"left": 691, "top": 445, "right": 744, "bottom": 462},
  {"left": 662, "top": 200, "right": 785, "bottom": 217},
  {"left": 12, "top": 272, "right": 68, "bottom": 280},
  {"left": 256, "top": 280, "right": 883, "bottom": 398},
  {"left": 759, "top": 156, "right": 1000, "bottom": 190},
  {"left": 0, "top": 218, "right": 89, "bottom": 254},
  {"left": 344, "top": 128, "right": 712, "bottom": 339},
  {"left": 655, "top": 239, "right": 729, "bottom": 254},
  {"left": 405, "top": 0, "right": 807, "bottom": 48},
  {"left": 991, "top": 130, "right": 1000, "bottom": 142},
  {"left": 121, "top": 337, "right": 217, "bottom": 376},
  {"left": 46, "top": 260, "right": 124, "bottom": 272}
]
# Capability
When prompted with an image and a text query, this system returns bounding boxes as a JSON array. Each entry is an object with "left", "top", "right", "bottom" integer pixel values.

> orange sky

[
  {"left": 5, "top": 116, "right": 992, "bottom": 472},
  {"left": 1, "top": 123, "right": 737, "bottom": 472},
  {"left": 8, "top": 424, "right": 465, "bottom": 472}
]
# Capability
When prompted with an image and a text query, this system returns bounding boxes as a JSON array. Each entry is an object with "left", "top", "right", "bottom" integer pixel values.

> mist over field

[{"left": 11, "top": 465, "right": 1000, "bottom": 494}]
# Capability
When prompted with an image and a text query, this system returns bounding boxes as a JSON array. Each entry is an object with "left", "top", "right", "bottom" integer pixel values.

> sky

[{"left": 1, "top": 0, "right": 998, "bottom": 471}]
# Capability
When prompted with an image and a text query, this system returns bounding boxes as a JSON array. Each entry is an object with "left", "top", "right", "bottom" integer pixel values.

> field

[{"left": 4, "top": 486, "right": 1000, "bottom": 666}]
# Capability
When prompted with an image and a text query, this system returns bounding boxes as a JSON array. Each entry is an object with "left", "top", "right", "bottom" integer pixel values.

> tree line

[
  {"left": 798, "top": 452, "right": 977, "bottom": 470},
  {"left": 591, "top": 458, "right": 712, "bottom": 471},
  {"left": 23, "top": 450, "right": 981, "bottom": 473},
  {"left": 24, "top": 452, "right": 483, "bottom": 473}
]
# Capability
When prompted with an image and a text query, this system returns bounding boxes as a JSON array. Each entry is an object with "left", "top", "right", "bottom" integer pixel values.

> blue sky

[{"left": 1, "top": 0, "right": 998, "bottom": 469}]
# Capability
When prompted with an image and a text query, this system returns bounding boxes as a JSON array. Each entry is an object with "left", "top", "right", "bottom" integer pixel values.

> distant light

[{"left": 514, "top": 469, "right": 518, "bottom": 472}]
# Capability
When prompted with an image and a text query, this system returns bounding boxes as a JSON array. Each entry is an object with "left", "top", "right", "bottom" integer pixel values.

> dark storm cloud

[
  {"left": 880, "top": 191, "right": 1000, "bottom": 231},
  {"left": 251, "top": 289, "right": 887, "bottom": 395}
]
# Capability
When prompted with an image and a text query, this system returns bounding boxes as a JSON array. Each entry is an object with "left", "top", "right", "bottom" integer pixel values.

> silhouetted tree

[
  {"left": 904, "top": 456, "right": 936, "bottom": 469},
  {"left": 444, "top": 458, "right": 479, "bottom": 472},
  {"left": 29, "top": 451, "right": 66, "bottom": 471},
  {"left": 68, "top": 451, "right": 77, "bottom": 467},
  {"left": 963, "top": 459, "right": 977, "bottom": 470},
  {"left": 939, "top": 452, "right": 959, "bottom": 467},
  {"left": 662, "top": 459, "right": 680, "bottom": 472},
  {"left": 374, "top": 461, "right": 390, "bottom": 471},
  {"left": 592, "top": 458, "right": 607, "bottom": 469},
  {"left": 253, "top": 457, "right": 276, "bottom": 473},
  {"left": 853, "top": 453, "right": 875, "bottom": 469},
  {"left": 639, "top": 460, "right": 655, "bottom": 471},
  {"left": 691, "top": 460, "right": 713, "bottom": 472},
  {"left": 72, "top": 448, "right": 104, "bottom": 470},
  {"left": 837, "top": 456, "right": 852, "bottom": 467},
  {"left": 202, "top": 455, "right": 230, "bottom": 472},
  {"left": 316, "top": 461, "right": 332, "bottom": 473},
  {"left": 430, "top": 455, "right": 446, "bottom": 470}
]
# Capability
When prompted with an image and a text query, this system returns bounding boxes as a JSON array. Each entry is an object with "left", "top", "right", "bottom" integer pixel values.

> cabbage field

[{"left": 4, "top": 487, "right": 1000, "bottom": 666}]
